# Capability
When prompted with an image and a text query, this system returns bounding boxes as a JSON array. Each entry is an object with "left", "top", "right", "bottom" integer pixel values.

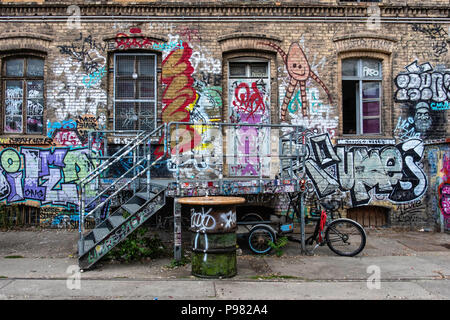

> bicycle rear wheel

[{"left": 325, "top": 218, "right": 366, "bottom": 257}]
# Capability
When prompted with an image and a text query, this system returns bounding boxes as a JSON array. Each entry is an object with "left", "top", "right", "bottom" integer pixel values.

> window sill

[
  {"left": 0, "top": 134, "right": 53, "bottom": 145},
  {"left": 334, "top": 135, "right": 396, "bottom": 146}
]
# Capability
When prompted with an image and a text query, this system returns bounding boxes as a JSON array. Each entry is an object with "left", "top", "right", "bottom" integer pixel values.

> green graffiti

[
  {"left": 1, "top": 148, "right": 21, "bottom": 173},
  {"left": 63, "top": 149, "right": 92, "bottom": 183},
  {"left": 287, "top": 90, "right": 302, "bottom": 113}
]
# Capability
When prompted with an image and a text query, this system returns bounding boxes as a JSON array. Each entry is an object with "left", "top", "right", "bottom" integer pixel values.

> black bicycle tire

[
  {"left": 248, "top": 225, "right": 275, "bottom": 254},
  {"left": 325, "top": 218, "right": 366, "bottom": 257}
]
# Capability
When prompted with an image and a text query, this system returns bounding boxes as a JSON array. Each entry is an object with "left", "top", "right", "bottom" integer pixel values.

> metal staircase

[
  {"left": 76, "top": 121, "right": 315, "bottom": 269},
  {"left": 77, "top": 124, "right": 168, "bottom": 270}
]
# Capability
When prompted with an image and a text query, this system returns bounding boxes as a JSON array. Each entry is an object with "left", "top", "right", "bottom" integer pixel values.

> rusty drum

[{"left": 178, "top": 196, "right": 246, "bottom": 278}]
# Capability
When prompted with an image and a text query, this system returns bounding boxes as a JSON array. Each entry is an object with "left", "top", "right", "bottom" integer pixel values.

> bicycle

[{"left": 242, "top": 192, "right": 366, "bottom": 257}]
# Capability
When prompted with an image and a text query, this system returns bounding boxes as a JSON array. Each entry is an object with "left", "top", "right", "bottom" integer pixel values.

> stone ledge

[
  {"left": 217, "top": 32, "right": 282, "bottom": 43},
  {"left": 332, "top": 33, "right": 398, "bottom": 44},
  {"left": 0, "top": 4, "right": 448, "bottom": 19},
  {"left": 0, "top": 32, "right": 53, "bottom": 42}
]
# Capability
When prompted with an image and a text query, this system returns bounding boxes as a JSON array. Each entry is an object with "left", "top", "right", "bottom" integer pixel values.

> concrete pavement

[{"left": 0, "top": 228, "right": 449, "bottom": 299}]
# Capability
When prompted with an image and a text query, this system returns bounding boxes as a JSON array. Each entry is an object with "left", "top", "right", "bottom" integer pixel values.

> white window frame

[
  {"left": 342, "top": 58, "right": 382, "bottom": 135},
  {"left": 227, "top": 57, "right": 272, "bottom": 177}
]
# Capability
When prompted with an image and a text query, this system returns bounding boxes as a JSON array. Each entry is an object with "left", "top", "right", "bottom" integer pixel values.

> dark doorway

[{"left": 347, "top": 206, "right": 389, "bottom": 227}]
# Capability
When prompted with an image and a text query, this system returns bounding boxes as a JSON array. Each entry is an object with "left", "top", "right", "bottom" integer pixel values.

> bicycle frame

[
  {"left": 244, "top": 192, "right": 366, "bottom": 256},
  {"left": 282, "top": 192, "right": 328, "bottom": 250}
]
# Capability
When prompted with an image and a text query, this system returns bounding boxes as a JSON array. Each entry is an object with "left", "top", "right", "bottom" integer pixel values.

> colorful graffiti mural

[
  {"left": 0, "top": 146, "right": 98, "bottom": 208},
  {"left": 47, "top": 114, "right": 102, "bottom": 148},
  {"left": 149, "top": 36, "right": 223, "bottom": 179},
  {"left": 228, "top": 79, "right": 271, "bottom": 177},
  {"left": 394, "top": 61, "right": 449, "bottom": 141},
  {"left": 155, "top": 41, "right": 199, "bottom": 158}
]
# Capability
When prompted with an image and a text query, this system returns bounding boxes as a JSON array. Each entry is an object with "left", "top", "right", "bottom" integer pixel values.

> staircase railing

[
  {"left": 77, "top": 124, "right": 167, "bottom": 244},
  {"left": 279, "top": 127, "right": 318, "bottom": 180},
  {"left": 165, "top": 121, "right": 315, "bottom": 193}
]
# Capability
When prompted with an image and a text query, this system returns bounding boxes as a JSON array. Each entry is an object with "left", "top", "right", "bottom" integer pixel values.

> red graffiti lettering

[
  {"left": 155, "top": 42, "right": 199, "bottom": 157},
  {"left": 233, "top": 82, "right": 266, "bottom": 122},
  {"left": 115, "top": 29, "right": 158, "bottom": 50}
]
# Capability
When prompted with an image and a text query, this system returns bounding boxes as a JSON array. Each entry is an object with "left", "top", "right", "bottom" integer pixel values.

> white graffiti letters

[
  {"left": 304, "top": 134, "right": 427, "bottom": 206},
  {"left": 191, "top": 207, "right": 215, "bottom": 232},
  {"left": 395, "top": 61, "right": 450, "bottom": 103}
]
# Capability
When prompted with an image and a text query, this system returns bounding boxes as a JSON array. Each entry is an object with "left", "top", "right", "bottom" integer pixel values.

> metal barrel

[{"left": 179, "top": 196, "right": 245, "bottom": 279}]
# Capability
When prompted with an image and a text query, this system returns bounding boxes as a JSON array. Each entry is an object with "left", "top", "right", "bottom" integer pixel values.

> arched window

[
  {"left": 227, "top": 57, "right": 271, "bottom": 177},
  {"left": 114, "top": 53, "right": 157, "bottom": 131},
  {"left": 2, "top": 56, "right": 44, "bottom": 134},
  {"left": 342, "top": 58, "right": 382, "bottom": 135}
]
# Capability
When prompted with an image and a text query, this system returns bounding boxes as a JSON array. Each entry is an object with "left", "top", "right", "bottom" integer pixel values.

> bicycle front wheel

[{"left": 325, "top": 218, "right": 366, "bottom": 257}]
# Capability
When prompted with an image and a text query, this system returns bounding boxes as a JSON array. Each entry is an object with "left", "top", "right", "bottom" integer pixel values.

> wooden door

[{"left": 347, "top": 206, "right": 388, "bottom": 227}]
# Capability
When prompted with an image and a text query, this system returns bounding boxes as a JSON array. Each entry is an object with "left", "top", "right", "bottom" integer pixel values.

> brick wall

[{"left": 0, "top": 2, "right": 448, "bottom": 229}]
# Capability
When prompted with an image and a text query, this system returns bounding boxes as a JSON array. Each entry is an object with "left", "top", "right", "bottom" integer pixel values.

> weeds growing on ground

[
  {"left": 268, "top": 236, "right": 289, "bottom": 257},
  {"left": 104, "top": 228, "right": 167, "bottom": 263},
  {"left": 165, "top": 255, "right": 191, "bottom": 269}
]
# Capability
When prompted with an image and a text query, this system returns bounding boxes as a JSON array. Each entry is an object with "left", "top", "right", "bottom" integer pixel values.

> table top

[{"left": 176, "top": 196, "right": 246, "bottom": 205}]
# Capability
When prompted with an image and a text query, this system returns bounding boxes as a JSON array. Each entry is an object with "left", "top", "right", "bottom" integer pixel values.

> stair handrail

[
  {"left": 82, "top": 132, "right": 168, "bottom": 217},
  {"left": 80, "top": 124, "right": 165, "bottom": 187},
  {"left": 165, "top": 121, "right": 314, "bottom": 192},
  {"left": 82, "top": 154, "right": 166, "bottom": 223},
  {"left": 79, "top": 130, "right": 147, "bottom": 187},
  {"left": 78, "top": 124, "right": 167, "bottom": 237}
]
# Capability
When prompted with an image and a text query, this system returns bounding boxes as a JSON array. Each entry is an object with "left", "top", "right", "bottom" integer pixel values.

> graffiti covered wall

[
  {"left": 394, "top": 61, "right": 449, "bottom": 141},
  {"left": 0, "top": 5, "right": 448, "bottom": 230},
  {"left": 304, "top": 134, "right": 427, "bottom": 206}
]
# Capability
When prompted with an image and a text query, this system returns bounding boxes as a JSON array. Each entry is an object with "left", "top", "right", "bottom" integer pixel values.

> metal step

[
  {"left": 149, "top": 182, "right": 168, "bottom": 191},
  {"left": 122, "top": 203, "right": 141, "bottom": 215},
  {"left": 92, "top": 227, "right": 110, "bottom": 243},
  {"left": 108, "top": 215, "right": 125, "bottom": 229},
  {"left": 135, "top": 192, "right": 151, "bottom": 201},
  {"left": 79, "top": 192, "right": 167, "bottom": 270},
  {"left": 82, "top": 239, "right": 95, "bottom": 253}
]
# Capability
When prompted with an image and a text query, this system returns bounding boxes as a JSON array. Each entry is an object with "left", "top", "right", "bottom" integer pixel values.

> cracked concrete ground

[{"left": 0, "top": 227, "right": 449, "bottom": 299}]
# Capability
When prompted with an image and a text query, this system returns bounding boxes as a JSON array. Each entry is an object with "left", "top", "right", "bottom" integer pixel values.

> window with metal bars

[
  {"left": 114, "top": 53, "right": 157, "bottom": 131},
  {"left": 2, "top": 56, "right": 45, "bottom": 134}
]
